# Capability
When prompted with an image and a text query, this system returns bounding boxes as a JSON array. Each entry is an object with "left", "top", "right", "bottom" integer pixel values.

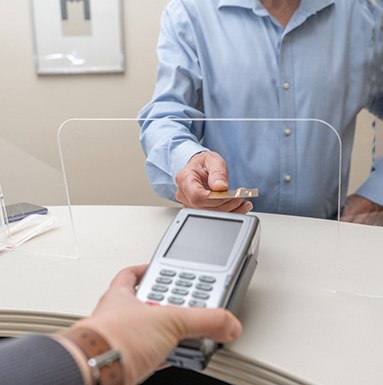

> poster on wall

[{"left": 31, "top": 0, "right": 125, "bottom": 74}]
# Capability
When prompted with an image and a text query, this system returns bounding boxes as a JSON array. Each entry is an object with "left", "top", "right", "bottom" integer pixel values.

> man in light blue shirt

[{"left": 139, "top": 0, "right": 383, "bottom": 224}]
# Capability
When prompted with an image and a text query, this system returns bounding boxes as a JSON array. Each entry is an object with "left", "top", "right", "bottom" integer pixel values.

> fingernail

[
  {"left": 213, "top": 179, "right": 227, "bottom": 187},
  {"left": 246, "top": 201, "right": 253, "bottom": 211}
]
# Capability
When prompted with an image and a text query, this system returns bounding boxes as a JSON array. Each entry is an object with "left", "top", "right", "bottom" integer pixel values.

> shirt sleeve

[
  {"left": 0, "top": 335, "right": 84, "bottom": 385},
  {"left": 366, "top": 93, "right": 383, "bottom": 120},
  {"left": 359, "top": 92, "right": 383, "bottom": 206},
  {"left": 138, "top": 1, "right": 209, "bottom": 201},
  {"left": 360, "top": 3, "right": 383, "bottom": 205}
]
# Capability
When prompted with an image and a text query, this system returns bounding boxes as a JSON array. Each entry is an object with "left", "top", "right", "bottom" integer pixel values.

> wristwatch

[{"left": 62, "top": 327, "right": 123, "bottom": 385}]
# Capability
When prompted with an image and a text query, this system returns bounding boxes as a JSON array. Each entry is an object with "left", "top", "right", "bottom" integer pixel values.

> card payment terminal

[{"left": 136, "top": 208, "right": 261, "bottom": 370}]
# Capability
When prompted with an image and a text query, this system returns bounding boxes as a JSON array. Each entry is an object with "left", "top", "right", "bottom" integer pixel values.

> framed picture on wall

[{"left": 31, "top": 0, "right": 125, "bottom": 74}]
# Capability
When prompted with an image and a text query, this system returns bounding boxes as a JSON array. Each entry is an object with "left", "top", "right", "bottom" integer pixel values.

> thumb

[
  {"left": 171, "top": 307, "right": 242, "bottom": 343},
  {"left": 204, "top": 152, "right": 229, "bottom": 191}
]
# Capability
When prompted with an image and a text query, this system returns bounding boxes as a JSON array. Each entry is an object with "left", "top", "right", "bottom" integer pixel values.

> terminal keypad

[{"left": 146, "top": 269, "right": 217, "bottom": 308}]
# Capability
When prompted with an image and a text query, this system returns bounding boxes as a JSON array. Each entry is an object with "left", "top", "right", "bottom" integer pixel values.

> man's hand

[
  {"left": 75, "top": 265, "right": 242, "bottom": 385},
  {"left": 341, "top": 194, "right": 383, "bottom": 226},
  {"left": 175, "top": 151, "right": 253, "bottom": 214}
]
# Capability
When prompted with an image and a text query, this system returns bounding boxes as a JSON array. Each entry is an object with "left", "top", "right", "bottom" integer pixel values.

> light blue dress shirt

[{"left": 139, "top": 0, "right": 383, "bottom": 219}]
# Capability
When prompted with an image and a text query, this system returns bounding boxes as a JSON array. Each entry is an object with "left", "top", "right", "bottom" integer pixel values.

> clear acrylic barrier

[
  {"left": 57, "top": 119, "right": 174, "bottom": 207},
  {"left": 58, "top": 118, "right": 383, "bottom": 297},
  {"left": 0, "top": 196, "right": 77, "bottom": 260},
  {"left": 0, "top": 186, "right": 11, "bottom": 251},
  {"left": 57, "top": 118, "right": 179, "bottom": 260},
  {"left": 58, "top": 118, "right": 342, "bottom": 215},
  {"left": 57, "top": 118, "right": 339, "bottom": 265},
  {"left": 0, "top": 136, "right": 77, "bottom": 258}
]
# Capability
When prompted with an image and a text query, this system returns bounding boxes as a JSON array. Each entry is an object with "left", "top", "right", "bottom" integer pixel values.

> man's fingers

[
  {"left": 206, "top": 198, "right": 250, "bottom": 212},
  {"left": 341, "top": 195, "right": 383, "bottom": 226},
  {"left": 175, "top": 171, "right": 210, "bottom": 206},
  {"left": 175, "top": 151, "right": 253, "bottom": 213},
  {"left": 231, "top": 200, "right": 253, "bottom": 214},
  {"left": 342, "top": 211, "right": 383, "bottom": 226},
  {"left": 177, "top": 186, "right": 252, "bottom": 212},
  {"left": 203, "top": 153, "right": 229, "bottom": 191},
  {"left": 186, "top": 151, "right": 228, "bottom": 191}
]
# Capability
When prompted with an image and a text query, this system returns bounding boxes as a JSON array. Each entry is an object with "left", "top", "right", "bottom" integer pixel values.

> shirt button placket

[
  {"left": 284, "top": 174, "right": 292, "bottom": 183},
  {"left": 279, "top": 32, "right": 296, "bottom": 214},
  {"left": 282, "top": 81, "right": 290, "bottom": 90}
]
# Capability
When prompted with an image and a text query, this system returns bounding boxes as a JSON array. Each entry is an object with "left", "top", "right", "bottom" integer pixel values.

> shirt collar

[
  {"left": 291, "top": 0, "right": 334, "bottom": 32},
  {"left": 218, "top": 0, "right": 335, "bottom": 15},
  {"left": 217, "top": 0, "right": 257, "bottom": 10},
  {"left": 297, "top": 0, "right": 335, "bottom": 17}
]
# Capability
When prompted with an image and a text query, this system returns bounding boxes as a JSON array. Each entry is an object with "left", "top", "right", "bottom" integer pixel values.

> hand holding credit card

[{"left": 208, "top": 187, "right": 259, "bottom": 199}]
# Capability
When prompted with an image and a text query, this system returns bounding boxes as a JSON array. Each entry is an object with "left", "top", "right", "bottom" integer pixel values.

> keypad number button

[
  {"left": 199, "top": 275, "right": 216, "bottom": 284},
  {"left": 160, "top": 269, "right": 176, "bottom": 277},
  {"left": 179, "top": 272, "right": 196, "bottom": 280},
  {"left": 147, "top": 293, "right": 164, "bottom": 302},
  {"left": 189, "top": 300, "right": 207, "bottom": 308},
  {"left": 196, "top": 283, "right": 213, "bottom": 292},
  {"left": 192, "top": 291, "right": 210, "bottom": 300},
  {"left": 151, "top": 284, "right": 168, "bottom": 293},
  {"left": 176, "top": 280, "right": 193, "bottom": 288},
  {"left": 156, "top": 277, "right": 172, "bottom": 285},
  {"left": 171, "top": 288, "right": 189, "bottom": 296},
  {"left": 168, "top": 296, "right": 185, "bottom": 305}
]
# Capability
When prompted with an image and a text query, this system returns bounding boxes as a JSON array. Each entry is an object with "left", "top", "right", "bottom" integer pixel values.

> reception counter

[{"left": 0, "top": 206, "right": 382, "bottom": 385}]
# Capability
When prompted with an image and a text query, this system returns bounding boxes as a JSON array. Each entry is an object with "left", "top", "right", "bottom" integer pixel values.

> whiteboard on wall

[{"left": 31, "top": 0, "right": 125, "bottom": 74}]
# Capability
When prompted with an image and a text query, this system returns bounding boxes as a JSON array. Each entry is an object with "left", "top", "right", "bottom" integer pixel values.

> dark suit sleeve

[{"left": 0, "top": 334, "right": 84, "bottom": 385}]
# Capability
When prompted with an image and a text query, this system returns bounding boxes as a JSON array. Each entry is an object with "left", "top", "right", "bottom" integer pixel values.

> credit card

[{"left": 207, "top": 187, "right": 259, "bottom": 199}]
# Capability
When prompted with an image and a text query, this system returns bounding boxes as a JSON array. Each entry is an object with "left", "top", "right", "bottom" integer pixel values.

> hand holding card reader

[{"left": 136, "top": 208, "right": 261, "bottom": 370}]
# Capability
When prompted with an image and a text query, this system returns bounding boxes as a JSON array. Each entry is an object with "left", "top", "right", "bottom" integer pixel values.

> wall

[
  {"left": 349, "top": 110, "right": 375, "bottom": 194},
  {"left": 0, "top": 0, "right": 376, "bottom": 207},
  {"left": 0, "top": 0, "right": 171, "bottom": 206}
]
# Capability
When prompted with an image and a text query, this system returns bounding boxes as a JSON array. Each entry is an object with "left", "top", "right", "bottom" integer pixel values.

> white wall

[
  {"left": 349, "top": 110, "right": 375, "bottom": 194},
  {"left": 0, "top": 0, "right": 376, "bottom": 207},
  {"left": 0, "top": 0, "right": 171, "bottom": 206}
]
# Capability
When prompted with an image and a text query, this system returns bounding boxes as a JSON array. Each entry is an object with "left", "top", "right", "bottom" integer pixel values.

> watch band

[{"left": 62, "top": 327, "right": 123, "bottom": 385}]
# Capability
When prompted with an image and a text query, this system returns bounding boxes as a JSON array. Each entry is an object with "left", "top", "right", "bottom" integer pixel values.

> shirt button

[
  {"left": 284, "top": 174, "right": 292, "bottom": 183},
  {"left": 284, "top": 127, "right": 292, "bottom": 136},
  {"left": 282, "top": 82, "right": 290, "bottom": 90}
]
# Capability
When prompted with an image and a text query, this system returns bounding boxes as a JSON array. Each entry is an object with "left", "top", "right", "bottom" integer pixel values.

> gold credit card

[{"left": 207, "top": 187, "right": 259, "bottom": 199}]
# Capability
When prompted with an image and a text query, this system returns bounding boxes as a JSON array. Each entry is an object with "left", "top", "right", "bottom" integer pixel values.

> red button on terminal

[{"left": 145, "top": 301, "right": 161, "bottom": 306}]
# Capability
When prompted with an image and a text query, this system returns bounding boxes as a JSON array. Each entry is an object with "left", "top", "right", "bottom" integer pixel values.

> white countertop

[{"left": 0, "top": 205, "right": 382, "bottom": 385}]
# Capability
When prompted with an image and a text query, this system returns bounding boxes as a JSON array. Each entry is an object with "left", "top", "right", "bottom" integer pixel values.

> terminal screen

[{"left": 164, "top": 215, "right": 242, "bottom": 266}]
